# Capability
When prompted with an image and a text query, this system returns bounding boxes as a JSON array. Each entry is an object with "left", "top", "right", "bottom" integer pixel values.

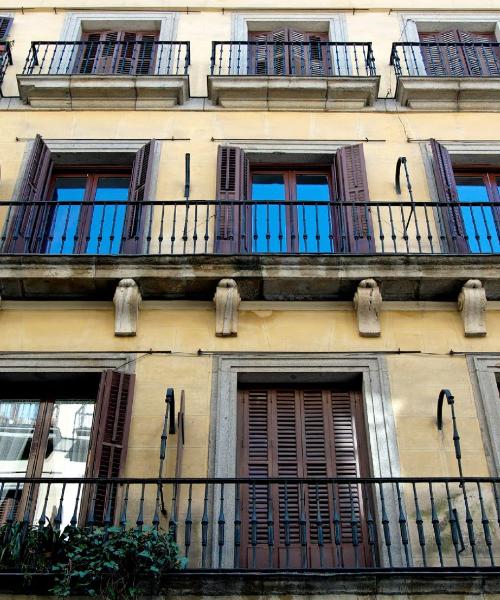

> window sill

[
  {"left": 395, "top": 76, "right": 500, "bottom": 111},
  {"left": 207, "top": 75, "right": 379, "bottom": 110},
  {"left": 16, "top": 74, "right": 190, "bottom": 110}
]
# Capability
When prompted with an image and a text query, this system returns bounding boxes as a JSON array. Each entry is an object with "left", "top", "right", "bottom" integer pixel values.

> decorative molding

[
  {"left": 114, "top": 279, "right": 142, "bottom": 337},
  {"left": 213, "top": 279, "right": 241, "bottom": 337},
  {"left": 458, "top": 279, "right": 487, "bottom": 337},
  {"left": 209, "top": 353, "right": 403, "bottom": 568},
  {"left": 354, "top": 279, "right": 382, "bottom": 337},
  {"left": 399, "top": 12, "right": 500, "bottom": 42},
  {"left": 231, "top": 12, "right": 347, "bottom": 42},
  {"left": 0, "top": 352, "right": 134, "bottom": 374},
  {"left": 60, "top": 11, "right": 179, "bottom": 41}
]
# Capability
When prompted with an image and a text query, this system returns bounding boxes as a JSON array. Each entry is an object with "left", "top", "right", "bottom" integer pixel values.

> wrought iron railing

[
  {"left": 22, "top": 41, "right": 190, "bottom": 76},
  {"left": 0, "top": 200, "right": 499, "bottom": 255},
  {"left": 0, "top": 476, "right": 499, "bottom": 570},
  {"left": 0, "top": 42, "right": 13, "bottom": 96},
  {"left": 210, "top": 41, "right": 376, "bottom": 76},
  {"left": 390, "top": 42, "right": 500, "bottom": 78}
]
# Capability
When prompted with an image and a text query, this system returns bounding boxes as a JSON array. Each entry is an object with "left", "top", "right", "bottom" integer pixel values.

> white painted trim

[{"left": 60, "top": 12, "right": 179, "bottom": 42}]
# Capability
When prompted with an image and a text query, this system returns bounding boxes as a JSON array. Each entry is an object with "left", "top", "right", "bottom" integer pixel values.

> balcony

[
  {"left": 17, "top": 41, "right": 190, "bottom": 109},
  {"left": 390, "top": 41, "right": 500, "bottom": 110},
  {"left": 0, "top": 199, "right": 499, "bottom": 301},
  {"left": 208, "top": 41, "right": 379, "bottom": 110},
  {"left": 0, "top": 475, "right": 499, "bottom": 595},
  {"left": 0, "top": 41, "right": 12, "bottom": 97}
]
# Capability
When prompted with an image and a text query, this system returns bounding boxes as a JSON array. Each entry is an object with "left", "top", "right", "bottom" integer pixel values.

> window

[
  {"left": 5, "top": 136, "right": 156, "bottom": 254},
  {"left": 0, "top": 16, "right": 12, "bottom": 41},
  {"left": 248, "top": 28, "right": 330, "bottom": 76},
  {"left": 0, "top": 371, "right": 134, "bottom": 527},
  {"left": 419, "top": 29, "right": 500, "bottom": 77},
  {"left": 431, "top": 140, "right": 500, "bottom": 253},
  {"left": 78, "top": 30, "right": 159, "bottom": 75},
  {"left": 215, "top": 145, "right": 374, "bottom": 255},
  {"left": 238, "top": 384, "right": 372, "bottom": 568}
]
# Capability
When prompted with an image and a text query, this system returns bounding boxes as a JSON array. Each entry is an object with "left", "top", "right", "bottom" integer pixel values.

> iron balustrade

[
  {"left": 0, "top": 199, "right": 499, "bottom": 255},
  {"left": 0, "top": 476, "right": 499, "bottom": 571},
  {"left": 22, "top": 41, "right": 190, "bottom": 76},
  {"left": 0, "top": 42, "right": 13, "bottom": 97},
  {"left": 210, "top": 41, "right": 376, "bottom": 77},
  {"left": 390, "top": 41, "right": 500, "bottom": 78}
]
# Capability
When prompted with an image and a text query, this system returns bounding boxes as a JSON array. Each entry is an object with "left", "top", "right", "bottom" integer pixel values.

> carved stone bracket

[
  {"left": 353, "top": 279, "right": 382, "bottom": 337},
  {"left": 214, "top": 278, "right": 241, "bottom": 337},
  {"left": 458, "top": 279, "right": 487, "bottom": 337},
  {"left": 113, "top": 278, "right": 142, "bottom": 337}
]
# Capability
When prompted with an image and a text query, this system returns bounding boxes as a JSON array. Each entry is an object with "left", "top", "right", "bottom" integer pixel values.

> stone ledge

[
  {"left": 208, "top": 75, "right": 380, "bottom": 110},
  {"left": 1, "top": 254, "right": 500, "bottom": 301},
  {"left": 395, "top": 76, "right": 500, "bottom": 111},
  {"left": 17, "top": 74, "right": 190, "bottom": 109}
]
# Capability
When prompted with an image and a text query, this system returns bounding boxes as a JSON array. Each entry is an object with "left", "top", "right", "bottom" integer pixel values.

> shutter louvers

[
  {"left": 215, "top": 146, "right": 249, "bottom": 253},
  {"left": 430, "top": 138, "right": 468, "bottom": 253},
  {"left": 6, "top": 134, "right": 53, "bottom": 253},
  {"left": 0, "top": 17, "right": 13, "bottom": 39},
  {"left": 335, "top": 144, "right": 374, "bottom": 253},
  {"left": 82, "top": 370, "right": 135, "bottom": 525},
  {"left": 116, "top": 32, "right": 137, "bottom": 75},
  {"left": 122, "top": 139, "right": 156, "bottom": 254},
  {"left": 459, "top": 30, "right": 500, "bottom": 77},
  {"left": 135, "top": 33, "right": 157, "bottom": 75}
]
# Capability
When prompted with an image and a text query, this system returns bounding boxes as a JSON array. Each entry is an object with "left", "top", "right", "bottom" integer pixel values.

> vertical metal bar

[
  {"left": 331, "top": 481, "right": 344, "bottom": 567},
  {"left": 299, "top": 482, "right": 308, "bottom": 569},
  {"left": 201, "top": 482, "right": 209, "bottom": 568},
  {"left": 217, "top": 483, "right": 225, "bottom": 569},
  {"left": 136, "top": 482, "right": 146, "bottom": 531},
  {"left": 445, "top": 482, "right": 461, "bottom": 566},
  {"left": 315, "top": 484, "right": 324, "bottom": 569},
  {"left": 429, "top": 481, "right": 444, "bottom": 567},
  {"left": 251, "top": 482, "right": 258, "bottom": 569},
  {"left": 267, "top": 483, "right": 274, "bottom": 568},
  {"left": 120, "top": 483, "right": 130, "bottom": 531},
  {"left": 234, "top": 482, "right": 241, "bottom": 568},
  {"left": 184, "top": 483, "right": 193, "bottom": 561},
  {"left": 283, "top": 482, "right": 291, "bottom": 569},
  {"left": 477, "top": 481, "right": 494, "bottom": 566},
  {"left": 396, "top": 481, "right": 410, "bottom": 567},
  {"left": 378, "top": 482, "right": 393, "bottom": 568},
  {"left": 412, "top": 481, "right": 427, "bottom": 567}
]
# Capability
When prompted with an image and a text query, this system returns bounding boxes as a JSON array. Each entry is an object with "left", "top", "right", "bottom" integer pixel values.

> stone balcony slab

[
  {"left": 17, "top": 74, "right": 189, "bottom": 109},
  {"left": 208, "top": 75, "right": 380, "bottom": 110}
]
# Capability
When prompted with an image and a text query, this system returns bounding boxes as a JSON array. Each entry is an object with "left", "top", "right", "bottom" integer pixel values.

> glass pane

[
  {"left": 456, "top": 177, "right": 500, "bottom": 253},
  {"left": 296, "top": 174, "right": 332, "bottom": 252},
  {"left": 87, "top": 177, "right": 130, "bottom": 254},
  {"left": 251, "top": 174, "right": 287, "bottom": 252},
  {"left": 35, "top": 401, "right": 95, "bottom": 529},
  {"left": 47, "top": 177, "right": 87, "bottom": 254},
  {"left": 0, "top": 402, "right": 40, "bottom": 523}
]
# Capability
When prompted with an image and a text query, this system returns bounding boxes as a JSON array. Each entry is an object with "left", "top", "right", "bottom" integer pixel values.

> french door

[
  {"left": 238, "top": 385, "right": 373, "bottom": 569},
  {"left": 250, "top": 169, "right": 336, "bottom": 253}
]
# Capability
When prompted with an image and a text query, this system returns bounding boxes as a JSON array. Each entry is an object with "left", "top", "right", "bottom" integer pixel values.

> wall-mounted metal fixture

[
  {"left": 184, "top": 153, "right": 191, "bottom": 201},
  {"left": 158, "top": 388, "right": 176, "bottom": 516}
]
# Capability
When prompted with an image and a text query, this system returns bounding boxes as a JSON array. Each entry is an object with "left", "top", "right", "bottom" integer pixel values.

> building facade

[{"left": 0, "top": 0, "right": 499, "bottom": 597}]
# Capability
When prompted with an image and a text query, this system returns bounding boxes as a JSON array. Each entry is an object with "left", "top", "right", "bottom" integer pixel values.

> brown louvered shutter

[
  {"left": 0, "top": 17, "right": 13, "bottom": 39},
  {"left": 81, "top": 370, "right": 135, "bottom": 525},
  {"left": 6, "top": 135, "right": 54, "bottom": 253},
  {"left": 289, "top": 30, "right": 330, "bottom": 76},
  {"left": 130, "top": 33, "right": 158, "bottom": 75},
  {"left": 249, "top": 29, "right": 287, "bottom": 75},
  {"left": 77, "top": 31, "right": 119, "bottom": 74},
  {"left": 419, "top": 30, "right": 468, "bottom": 76},
  {"left": 430, "top": 139, "right": 468, "bottom": 253},
  {"left": 122, "top": 139, "right": 156, "bottom": 254},
  {"left": 215, "top": 146, "right": 249, "bottom": 253},
  {"left": 334, "top": 144, "right": 374, "bottom": 253},
  {"left": 459, "top": 31, "right": 500, "bottom": 77}
]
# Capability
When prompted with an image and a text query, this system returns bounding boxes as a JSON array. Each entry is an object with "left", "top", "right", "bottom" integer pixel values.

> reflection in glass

[
  {"left": 456, "top": 177, "right": 500, "bottom": 253},
  {"left": 47, "top": 178, "right": 87, "bottom": 254},
  {"left": 0, "top": 402, "right": 40, "bottom": 523},
  {"left": 251, "top": 174, "right": 286, "bottom": 252},
  {"left": 88, "top": 177, "right": 129, "bottom": 254},
  {"left": 296, "top": 174, "right": 332, "bottom": 252},
  {"left": 35, "top": 402, "right": 95, "bottom": 529}
]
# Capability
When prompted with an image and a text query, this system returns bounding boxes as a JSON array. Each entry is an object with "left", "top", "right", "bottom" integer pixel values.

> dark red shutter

[
  {"left": 122, "top": 139, "right": 156, "bottom": 254},
  {"left": 215, "top": 146, "right": 249, "bottom": 253},
  {"left": 459, "top": 31, "right": 500, "bottom": 76},
  {"left": 419, "top": 30, "right": 467, "bottom": 76},
  {"left": 430, "top": 138, "right": 468, "bottom": 253},
  {"left": 6, "top": 134, "right": 54, "bottom": 253},
  {"left": 0, "top": 17, "right": 13, "bottom": 39},
  {"left": 81, "top": 370, "right": 135, "bottom": 525},
  {"left": 334, "top": 144, "right": 374, "bottom": 253}
]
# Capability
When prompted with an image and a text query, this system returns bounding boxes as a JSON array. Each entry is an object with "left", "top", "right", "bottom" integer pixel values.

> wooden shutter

[
  {"left": 289, "top": 30, "right": 330, "bottom": 76},
  {"left": 249, "top": 29, "right": 287, "bottom": 75},
  {"left": 458, "top": 31, "right": 500, "bottom": 77},
  {"left": 6, "top": 135, "right": 54, "bottom": 253},
  {"left": 215, "top": 146, "right": 249, "bottom": 253},
  {"left": 430, "top": 138, "right": 468, "bottom": 253},
  {"left": 334, "top": 144, "right": 374, "bottom": 253},
  {"left": 122, "top": 139, "right": 156, "bottom": 254},
  {"left": 419, "top": 30, "right": 468, "bottom": 76},
  {"left": 0, "top": 17, "right": 13, "bottom": 39},
  {"left": 81, "top": 370, "right": 135, "bottom": 525}
]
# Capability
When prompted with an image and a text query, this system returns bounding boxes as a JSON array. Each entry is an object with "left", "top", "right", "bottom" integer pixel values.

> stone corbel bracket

[
  {"left": 113, "top": 278, "right": 142, "bottom": 337},
  {"left": 214, "top": 278, "right": 241, "bottom": 337},
  {"left": 458, "top": 279, "right": 487, "bottom": 337},
  {"left": 353, "top": 279, "right": 382, "bottom": 337}
]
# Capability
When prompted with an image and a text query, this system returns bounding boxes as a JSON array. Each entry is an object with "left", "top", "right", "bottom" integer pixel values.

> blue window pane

[
  {"left": 296, "top": 175, "right": 332, "bottom": 252},
  {"left": 251, "top": 174, "right": 286, "bottom": 253},
  {"left": 47, "top": 178, "right": 87, "bottom": 254},
  {"left": 456, "top": 177, "right": 500, "bottom": 253},
  {"left": 87, "top": 177, "right": 129, "bottom": 254}
]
